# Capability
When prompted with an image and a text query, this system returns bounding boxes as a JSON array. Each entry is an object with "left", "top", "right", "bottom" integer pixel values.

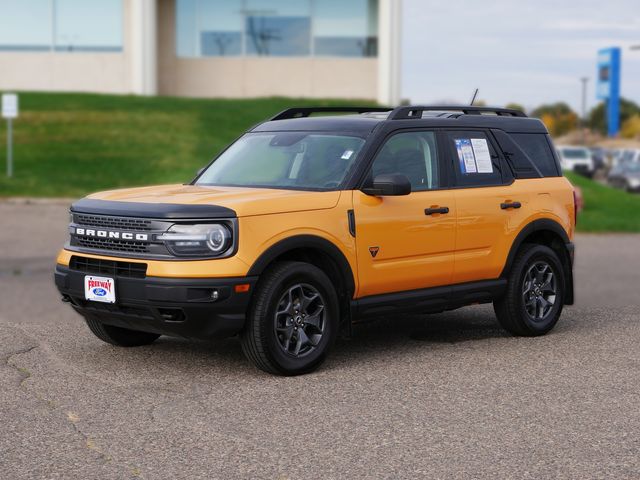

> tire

[
  {"left": 84, "top": 316, "right": 160, "bottom": 347},
  {"left": 240, "top": 261, "right": 339, "bottom": 376},
  {"left": 494, "top": 244, "right": 565, "bottom": 337}
]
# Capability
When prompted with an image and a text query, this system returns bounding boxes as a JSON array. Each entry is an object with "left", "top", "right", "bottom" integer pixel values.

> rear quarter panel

[{"left": 502, "top": 176, "right": 575, "bottom": 265}]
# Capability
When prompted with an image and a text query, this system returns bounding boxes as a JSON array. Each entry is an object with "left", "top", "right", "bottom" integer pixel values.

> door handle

[
  {"left": 425, "top": 207, "right": 449, "bottom": 215},
  {"left": 500, "top": 201, "right": 522, "bottom": 210}
]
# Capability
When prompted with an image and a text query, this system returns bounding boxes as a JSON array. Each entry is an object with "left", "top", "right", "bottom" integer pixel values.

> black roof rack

[
  {"left": 389, "top": 105, "right": 527, "bottom": 120},
  {"left": 270, "top": 106, "right": 393, "bottom": 121}
]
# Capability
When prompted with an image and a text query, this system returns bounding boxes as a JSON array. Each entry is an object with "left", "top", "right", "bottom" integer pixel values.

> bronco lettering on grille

[{"left": 75, "top": 227, "right": 149, "bottom": 242}]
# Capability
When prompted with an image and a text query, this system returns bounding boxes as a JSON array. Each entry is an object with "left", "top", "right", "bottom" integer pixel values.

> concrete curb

[{"left": 0, "top": 197, "right": 77, "bottom": 206}]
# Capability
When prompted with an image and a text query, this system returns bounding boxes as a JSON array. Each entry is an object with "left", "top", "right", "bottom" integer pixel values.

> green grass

[
  {"left": 566, "top": 172, "right": 640, "bottom": 232},
  {"left": 0, "top": 92, "right": 371, "bottom": 197}
]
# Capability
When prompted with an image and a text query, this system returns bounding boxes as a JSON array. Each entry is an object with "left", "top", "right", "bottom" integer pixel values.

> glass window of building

[
  {"left": 176, "top": 0, "right": 198, "bottom": 56},
  {"left": 314, "top": 0, "right": 378, "bottom": 57},
  {"left": 54, "top": 0, "right": 123, "bottom": 52},
  {"left": 176, "top": 0, "right": 378, "bottom": 58},
  {"left": 0, "top": 0, "right": 122, "bottom": 52},
  {"left": 244, "top": 0, "right": 311, "bottom": 56},
  {"left": 0, "top": 0, "right": 51, "bottom": 51},
  {"left": 176, "top": 0, "right": 244, "bottom": 57},
  {"left": 200, "top": 0, "right": 243, "bottom": 56}
]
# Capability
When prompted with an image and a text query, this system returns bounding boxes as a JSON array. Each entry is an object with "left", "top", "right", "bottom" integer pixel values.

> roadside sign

[
  {"left": 3, "top": 92, "right": 18, "bottom": 177},
  {"left": 596, "top": 47, "right": 621, "bottom": 137},
  {"left": 2, "top": 93, "right": 18, "bottom": 119}
]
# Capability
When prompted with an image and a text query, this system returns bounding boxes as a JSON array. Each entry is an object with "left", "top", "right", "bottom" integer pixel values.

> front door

[{"left": 353, "top": 130, "right": 456, "bottom": 298}]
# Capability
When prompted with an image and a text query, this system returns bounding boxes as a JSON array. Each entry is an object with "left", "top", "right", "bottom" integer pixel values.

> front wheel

[
  {"left": 494, "top": 244, "right": 565, "bottom": 336},
  {"left": 240, "top": 261, "right": 339, "bottom": 375}
]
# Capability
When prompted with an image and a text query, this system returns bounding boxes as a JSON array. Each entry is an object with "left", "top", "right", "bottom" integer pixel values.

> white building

[{"left": 0, "top": 0, "right": 401, "bottom": 104}]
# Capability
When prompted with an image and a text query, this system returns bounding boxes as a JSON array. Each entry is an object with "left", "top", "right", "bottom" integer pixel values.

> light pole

[{"left": 580, "top": 77, "right": 589, "bottom": 144}]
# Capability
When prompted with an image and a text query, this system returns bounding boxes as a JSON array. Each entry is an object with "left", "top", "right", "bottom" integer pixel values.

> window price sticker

[
  {"left": 455, "top": 138, "right": 477, "bottom": 173},
  {"left": 454, "top": 138, "right": 493, "bottom": 174}
]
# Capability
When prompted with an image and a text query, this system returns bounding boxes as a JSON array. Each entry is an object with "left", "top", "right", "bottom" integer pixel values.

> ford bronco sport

[{"left": 54, "top": 105, "right": 576, "bottom": 375}]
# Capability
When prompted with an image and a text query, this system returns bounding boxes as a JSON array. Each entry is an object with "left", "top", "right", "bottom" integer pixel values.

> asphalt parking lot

[{"left": 1, "top": 201, "right": 639, "bottom": 479}]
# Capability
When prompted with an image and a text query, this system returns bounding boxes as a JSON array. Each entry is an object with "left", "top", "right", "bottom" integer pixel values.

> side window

[
  {"left": 509, "top": 133, "right": 560, "bottom": 177},
  {"left": 369, "top": 131, "right": 440, "bottom": 191},
  {"left": 446, "top": 130, "right": 504, "bottom": 187}
]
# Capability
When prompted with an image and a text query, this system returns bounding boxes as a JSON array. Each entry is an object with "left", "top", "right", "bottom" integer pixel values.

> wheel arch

[
  {"left": 501, "top": 219, "right": 574, "bottom": 305},
  {"left": 247, "top": 235, "right": 356, "bottom": 320}
]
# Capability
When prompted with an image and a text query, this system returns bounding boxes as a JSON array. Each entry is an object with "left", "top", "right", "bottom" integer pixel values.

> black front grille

[
  {"left": 69, "top": 213, "right": 170, "bottom": 257},
  {"left": 75, "top": 236, "right": 151, "bottom": 254},
  {"left": 70, "top": 255, "right": 148, "bottom": 278},
  {"left": 74, "top": 214, "right": 153, "bottom": 231}
]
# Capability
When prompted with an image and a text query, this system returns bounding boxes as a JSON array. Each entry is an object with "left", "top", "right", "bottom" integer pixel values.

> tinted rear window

[{"left": 511, "top": 133, "right": 560, "bottom": 176}]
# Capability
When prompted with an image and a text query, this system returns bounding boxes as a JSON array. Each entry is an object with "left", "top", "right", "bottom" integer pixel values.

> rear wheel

[
  {"left": 494, "top": 244, "right": 565, "bottom": 336},
  {"left": 240, "top": 261, "right": 339, "bottom": 375},
  {"left": 84, "top": 316, "right": 160, "bottom": 347}
]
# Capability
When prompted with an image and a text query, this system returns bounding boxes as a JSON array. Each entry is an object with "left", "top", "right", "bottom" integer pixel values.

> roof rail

[
  {"left": 270, "top": 106, "right": 393, "bottom": 121},
  {"left": 389, "top": 105, "right": 527, "bottom": 120}
]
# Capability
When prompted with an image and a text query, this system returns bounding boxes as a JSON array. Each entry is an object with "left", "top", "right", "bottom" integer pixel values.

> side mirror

[
  {"left": 196, "top": 167, "right": 205, "bottom": 177},
  {"left": 362, "top": 173, "right": 412, "bottom": 196}
]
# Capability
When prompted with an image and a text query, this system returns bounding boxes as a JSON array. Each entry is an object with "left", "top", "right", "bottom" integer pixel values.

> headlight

[
  {"left": 157, "top": 224, "right": 232, "bottom": 257},
  {"left": 628, "top": 178, "right": 640, "bottom": 188}
]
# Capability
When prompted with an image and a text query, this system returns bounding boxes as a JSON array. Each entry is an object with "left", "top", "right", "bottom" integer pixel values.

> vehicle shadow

[
  {"left": 116, "top": 305, "right": 511, "bottom": 377},
  {"left": 323, "top": 305, "right": 510, "bottom": 368},
  {"left": 349, "top": 306, "right": 507, "bottom": 344}
]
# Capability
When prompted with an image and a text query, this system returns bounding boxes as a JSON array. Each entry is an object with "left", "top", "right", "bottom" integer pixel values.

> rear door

[
  {"left": 444, "top": 129, "right": 530, "bottom": 284},
  {"left": 353, "top": 130, "right": 456, "bottom": 298}
]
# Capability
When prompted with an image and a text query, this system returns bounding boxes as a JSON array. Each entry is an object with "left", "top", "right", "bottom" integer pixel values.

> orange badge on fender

[{"left": 369, "top": 246, "right": 379, "bottom": 258}]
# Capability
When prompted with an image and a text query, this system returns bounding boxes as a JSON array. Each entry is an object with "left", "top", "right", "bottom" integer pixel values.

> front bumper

[{"left": 54, "top": 265, "right": 257, "bottom": 340}]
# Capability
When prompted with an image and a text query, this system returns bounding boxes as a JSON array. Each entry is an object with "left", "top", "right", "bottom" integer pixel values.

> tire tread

[
  {"left": 240, "top": 261, "right": 337, "bottom": 375},
  {"left": 494, "top": 243, "right": 565, "bottom": 337}
]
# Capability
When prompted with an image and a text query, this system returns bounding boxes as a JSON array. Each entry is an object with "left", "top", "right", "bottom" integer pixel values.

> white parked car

[
  {"left": 610, "top": 149, "right": 624, "bottom": 167},
  {"left": 619, "top": 149, "right": 640, "bottom": 165},
  {"left": 556, "top": 146, "right": 595, "bottom": 177}
]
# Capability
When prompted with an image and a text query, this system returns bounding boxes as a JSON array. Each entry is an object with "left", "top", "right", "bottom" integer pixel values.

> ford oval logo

[{"left": 93, "top": 288, "right": 107, "bottom": 297}]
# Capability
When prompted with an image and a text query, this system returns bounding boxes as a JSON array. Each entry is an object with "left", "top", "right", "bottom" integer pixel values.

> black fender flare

[
  {"left": 246, "top": 235, "right": 356, "bottom": 295},
  {"left": 501, "top": 218, "right": 574, "bottom": 304}
]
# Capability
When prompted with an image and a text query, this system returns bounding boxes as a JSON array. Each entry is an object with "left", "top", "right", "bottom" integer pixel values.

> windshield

[
  {"left": 196, "top": 132, "right": 366, "bottom": 190},
  {"left": 562, "top": 148, "right": 588, "bottom": 159}
]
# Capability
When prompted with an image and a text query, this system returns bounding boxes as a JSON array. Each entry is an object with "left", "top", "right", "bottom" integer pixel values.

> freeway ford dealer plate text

[{"left": 84, "top": 275, "right": 116, "bottom": 303}]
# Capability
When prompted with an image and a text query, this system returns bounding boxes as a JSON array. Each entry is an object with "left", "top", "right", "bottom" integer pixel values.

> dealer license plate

[{"left": 84, "top": 275, "right": 116, "bottom": 304}]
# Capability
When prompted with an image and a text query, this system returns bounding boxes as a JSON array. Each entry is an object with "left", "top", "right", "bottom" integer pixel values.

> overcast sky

[{"left": 402, "top": 0, "right": 640, "bottom": 113}]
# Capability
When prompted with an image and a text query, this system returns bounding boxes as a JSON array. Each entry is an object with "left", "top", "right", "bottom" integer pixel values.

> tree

[
  {"left": 588, "top": 97, "right": 640, "bottom": 135},
  {"left": 506, "top": 103, "right": 525, "bottom": 113},
  {"left": 621, "top": 115, "right": 640, "bottom": 139},
  {"left": 531, "top": 102, "right": 578, "bottom": 137}
]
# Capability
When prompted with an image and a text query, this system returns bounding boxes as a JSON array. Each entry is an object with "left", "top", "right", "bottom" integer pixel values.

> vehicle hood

[{"left": 85, "top": 184, "right": 342, "bottom": 218}]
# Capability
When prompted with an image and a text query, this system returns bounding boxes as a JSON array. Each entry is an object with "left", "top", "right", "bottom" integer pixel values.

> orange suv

[{"left": 54, "top": 105, "right": 576, "bottom": 375}]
